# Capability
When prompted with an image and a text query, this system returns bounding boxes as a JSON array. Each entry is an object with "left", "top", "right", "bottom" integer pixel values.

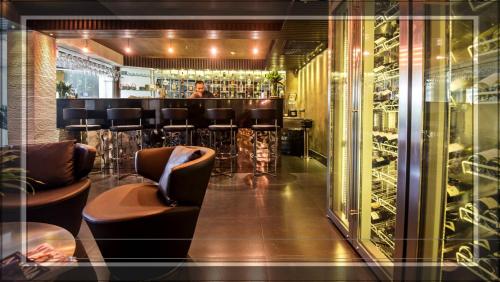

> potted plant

[
  {"left": 0, "top": 150, "right": 42, "bottom": 196},
  {"left": 265, "top": 70, "right": 284, "bottom": 98},
  {"left": 56, "top": 81, "right": 75, "bottom": 98}
]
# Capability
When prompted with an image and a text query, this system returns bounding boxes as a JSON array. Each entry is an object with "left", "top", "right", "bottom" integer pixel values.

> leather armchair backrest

[
  {"left": 135, "top": 147, "right": 175, "bottom": 182},
  {"left": 168, "top": 147, "right": 215, "bottom": 206}
]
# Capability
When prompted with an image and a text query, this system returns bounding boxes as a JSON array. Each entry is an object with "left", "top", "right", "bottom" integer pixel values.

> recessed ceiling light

[
  {"left": 168, "top": 47, "right": 174, "bottom": 54},
  {"left": 82, "top": 39, "right": 89, "bottom": 53},
  {"left": 49, "top": 33, "right": 54, "bottom": 36},
  {"left": 252, "top": 48, "right": 259, "bottom": 55},
  {"left": 125, "top": 47, "right": 132, "bottom": 53},
  {"left": 230, "top": 51, "right": 236, "bottom": 55},
  {"left": 210, "top": 47, "right": 218, "bottom": 56}
]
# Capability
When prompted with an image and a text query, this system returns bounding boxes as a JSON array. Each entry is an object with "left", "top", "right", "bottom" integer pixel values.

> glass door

[
  {"left": 328, "top": 1, "right": 351, "bottom": 230},
  {"left": 355, "top": 0, "right": 405, "bottom": 271},
  {"left": 413, "top": 1, "right": 499, "bottom": 281}
]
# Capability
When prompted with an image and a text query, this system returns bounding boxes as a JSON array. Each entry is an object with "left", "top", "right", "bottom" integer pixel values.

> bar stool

[
  {"left": 161, "top": 108, "right": 194, "bottom": 146},
  {"left": 206, "top": 108, "right": 238, "bottom": 177},
  {"left": 63, "top": 108, "right": 104, "bottom": 169},
  {"left": 250, "top": 108, "right": 280, "bottom": 176},
  {"left": 107, "top": 108, "right": 143, "bottom": 178}
]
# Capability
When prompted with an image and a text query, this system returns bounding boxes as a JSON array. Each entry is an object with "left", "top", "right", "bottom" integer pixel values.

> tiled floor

[{"left": 78, "top": 156, "right": 377, "bottom": 281}]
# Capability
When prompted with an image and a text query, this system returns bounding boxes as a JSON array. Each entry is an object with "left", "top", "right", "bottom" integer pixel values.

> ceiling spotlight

[
  {"left": 230, "top": 51, "right": 236, "bottom": 55},
  {"left": 125, "top": 39, "right": 132, "bottom": 54},
  {"left": 210, "top": 47, "right": 218, "bottom": 56},
  {"left": 252, "top": 48, "right": 259, "bottom": 55},
  {"left": 49, "top": 33, "right": 54, "bottom": 36},
  {"left": 82, "top": 39, "right": 89, "bottom": 53},
  {"left": 167, "top": 47, "right": 174, "bottom": 54}
]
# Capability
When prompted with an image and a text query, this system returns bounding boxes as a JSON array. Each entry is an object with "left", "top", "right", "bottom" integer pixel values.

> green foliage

[
  {"left": 56, "top": 81, "right": 75, "bottom": 98},
  {"left": 0, "top": 150, "right": 42, "bottom": 196},
  {"left": 264, "top": 70, "right": 284, "bottom": 86}
]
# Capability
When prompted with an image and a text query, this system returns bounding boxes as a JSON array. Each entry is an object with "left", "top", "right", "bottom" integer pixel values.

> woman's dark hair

[{"left": 195, "top": 80, "right": 205, "bottom": 85}]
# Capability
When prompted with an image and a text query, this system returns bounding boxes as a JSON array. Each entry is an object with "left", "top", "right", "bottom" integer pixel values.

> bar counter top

[{"left": 57, "top": 98, "right": 284, "bottom": 129}]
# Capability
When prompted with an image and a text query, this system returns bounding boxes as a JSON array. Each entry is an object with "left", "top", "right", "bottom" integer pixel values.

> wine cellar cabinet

[{"left": 327, "top": 1, "right": 499, "bottom": 281}]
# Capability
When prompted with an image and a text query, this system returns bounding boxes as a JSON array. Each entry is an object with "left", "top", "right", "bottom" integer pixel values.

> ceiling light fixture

[
  {"left": 82, "top": 39, "right": 89, "bottom": 53},
  {"left": 125, "top": 38, "right": 132, "bottom": 54},
  {"left": 252, "top": 47, "right": 259, "bottom": 55},
  {"left": 210, "top": 47, "right": 218, "bottom": 56},
  {"left": 168, "top": 47, "right": 174, "bottom": 54}
]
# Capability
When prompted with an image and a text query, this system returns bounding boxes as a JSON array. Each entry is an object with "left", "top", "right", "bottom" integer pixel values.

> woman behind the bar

[{"left": 189, "top": 81, "right": 214, "bottom": 98}]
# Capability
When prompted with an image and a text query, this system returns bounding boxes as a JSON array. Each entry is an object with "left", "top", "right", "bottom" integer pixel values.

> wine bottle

[
  {"left": 486, "top": 157, "right": 500, "bottom": 178},
  {"left": 373, "top": 156, "right": 391, "bottom": 168}
]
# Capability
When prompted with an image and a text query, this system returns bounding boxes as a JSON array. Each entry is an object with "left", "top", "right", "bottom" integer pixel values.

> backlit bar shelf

[
  {"left": 375, "top": 69, "right": 400, "bottom": 83},
  {"left": 371, "top": 221, "right": 396, "bottom": 250},
  {"left": 375, "top": 35, "right": 400, "bottom": 56}
]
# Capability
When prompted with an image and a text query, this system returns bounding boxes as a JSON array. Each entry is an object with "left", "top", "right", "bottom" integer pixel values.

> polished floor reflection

[{"left": 78, "top": 156, "right": 377, "bottom": 280}]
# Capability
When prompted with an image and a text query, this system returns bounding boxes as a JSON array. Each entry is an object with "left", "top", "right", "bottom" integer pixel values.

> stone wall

[{"left": 8, "top": 31, "right": 57, "bottom": 144}]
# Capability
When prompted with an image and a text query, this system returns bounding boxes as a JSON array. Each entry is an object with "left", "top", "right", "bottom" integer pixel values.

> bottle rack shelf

[
  {"left": 375, "top": 35, "right": 400, "bottom": 56},
  {"left": 374, "top": 3, "right": 399, "bottom": 28},
  {"left": 459, "top": 206, "right": 499, "bottom": 237},
  {"left": 371, "top": 220, "right": 396, "bottom": 250},
  {"left": 467, "top": 36, "right": 499, "bottom": 58},
  {"left": 456, "top": 251, "right": 499, "bottom": 282},
  {"left": 372, "top": 187, "right": 397, "bottom": 215},
  {"left": 372, "top": 168, "right": 398, "bottom": 187},
  {"left": 461, "top": 160, "right": 500, "bottom": 181},
  {"left": 373, "top": 100, "right": 399, "bottom": 113},
  {"left": 373, "top": 142, "right": 398, "bottom": 157},
  {"left": 375, "top": 68, "right": 400, "bottom": 83}
]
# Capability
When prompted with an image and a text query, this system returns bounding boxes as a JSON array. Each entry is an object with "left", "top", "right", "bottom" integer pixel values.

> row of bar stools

[
  {"left": 106, "top": 108, "right": 143, "bottom": 179},
  {"left": 206, "top": 108, "right": 238, "bottom": 177},
  {"left": 161, "top": 108, "right": 194, "bottom": 146},
  {"left": 62, "top": 108, "right": 104, "bottom": 170},
  {"left": 251, "top": 109, "right": 279, "bottom": 176}
]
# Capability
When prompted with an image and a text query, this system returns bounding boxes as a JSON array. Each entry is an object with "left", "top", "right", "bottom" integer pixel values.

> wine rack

[
  {"left": 456, "top": 251, "right": 499, "bottom": 281},
  {"left": 364, "top": 0, "right": 401, "bottom": 262},
  {"left": 461, "top": 160, "right": 500, "bottom": 181},
  {"left": 459, "top": 206, "right": 499, "bottom": 237}
]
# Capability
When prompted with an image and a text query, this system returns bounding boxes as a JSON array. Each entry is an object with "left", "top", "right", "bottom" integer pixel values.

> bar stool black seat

[
  {"left": 161, "top": 108, "right": 194, "bottom": 146},
  {"left": 63, "top": 108, "right": 102, "bottom": 133},
  {"left": 206, "top": 108, "right": 238, "bottom": 176},
  {"left": 63, "top": 108, "right": 104, "bottom": 171},
  {"left": 250, "top": 108, "right": 280, "bottom": 177},
  {"left": 107, "top": 108, "right": 143, "bottom": 178}
]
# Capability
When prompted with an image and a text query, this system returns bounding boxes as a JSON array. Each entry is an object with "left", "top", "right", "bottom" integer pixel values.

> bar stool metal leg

[{"left": 253, "top": 130, "right": 257, "bottom": 176}]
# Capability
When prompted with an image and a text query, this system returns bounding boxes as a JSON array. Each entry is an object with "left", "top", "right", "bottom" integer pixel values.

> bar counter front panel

[{"left": 56, "top": 98, "right": 283, "bottom": 129}]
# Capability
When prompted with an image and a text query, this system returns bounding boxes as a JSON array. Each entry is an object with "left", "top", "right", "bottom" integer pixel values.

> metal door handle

[{"left": 349, "top": 209, "right": 359, "bottom": 215}]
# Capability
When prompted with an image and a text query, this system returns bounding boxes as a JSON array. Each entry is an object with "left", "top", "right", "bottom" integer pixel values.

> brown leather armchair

[
  {"left": 2, "top": 143, "right": 96, "bottom": 237},
  {"left": 82, "top": 146, "right": 214, "bottom": 278}
]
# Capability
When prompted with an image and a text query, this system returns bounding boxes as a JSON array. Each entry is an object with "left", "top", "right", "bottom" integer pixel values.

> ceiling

[{"left": 93, "top": 38, "right": 272, "bottom": 60}]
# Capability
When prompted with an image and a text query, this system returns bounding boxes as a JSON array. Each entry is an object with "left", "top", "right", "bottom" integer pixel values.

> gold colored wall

[{"left": 297, "top": 50, "right": 329, "bottom": 157}]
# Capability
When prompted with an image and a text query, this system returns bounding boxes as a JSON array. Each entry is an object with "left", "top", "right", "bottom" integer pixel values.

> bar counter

[{"left": 56, "top": 98, "right": 283, "bottom": 129}]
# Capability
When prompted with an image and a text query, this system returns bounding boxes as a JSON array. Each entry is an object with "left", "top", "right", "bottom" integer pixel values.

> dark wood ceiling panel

[
  {"left": 124, "top": 57, "right": 266, "bottom": 70},
  {"left": 27, "top": 20, "right": 283, "bottom": 31}
]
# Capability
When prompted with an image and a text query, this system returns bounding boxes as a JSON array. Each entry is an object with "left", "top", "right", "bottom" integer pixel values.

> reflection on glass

[{"left": 418, "top": 1, "right": 499, "bottom": 281}]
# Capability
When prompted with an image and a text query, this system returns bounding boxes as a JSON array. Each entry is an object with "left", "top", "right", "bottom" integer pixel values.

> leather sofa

[
  {"left": 2, "top": 142, "right": 96, "bottom": 237},
  {"left": 82, "top": 146, "right": 214, "bottom": 278}
]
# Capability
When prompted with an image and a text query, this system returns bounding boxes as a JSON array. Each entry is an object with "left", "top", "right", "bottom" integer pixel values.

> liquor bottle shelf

[
  {"left": 456, "top": 251, "right": 499, "bottom": 282},
  {"left": 461, "top": 161, "right": 500, "bottom": 181},
  {"left": 458, "top": 206, "right": 499, "bottom": 237}
]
